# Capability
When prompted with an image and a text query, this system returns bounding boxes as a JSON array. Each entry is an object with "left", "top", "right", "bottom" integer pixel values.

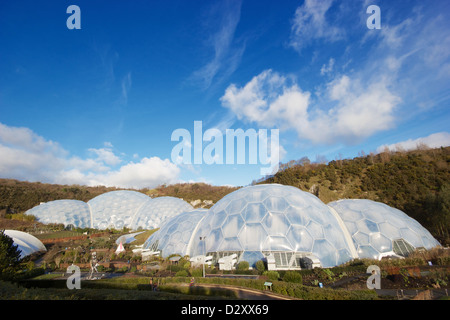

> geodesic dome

[
  {"left": 25, "top": 199, "right": 91, "bottom": 228},
  {"left": 130, "top": 196, "right": 194, "bottom": 230},
  {"left": 25, "top": 190, "right": 193, "bottom": 231},
  {"left": 88, "top": 190, "right": 152, "bottom": 230},
  {"left": 328, "top": 199, "right": 441, "bottom": 260},
  {"left": 188, "top": 184, "right": 357, "bottom": 268},
  {"left": 144, "top": 209, "right": 208, "bottom": 257},
  {"left": 3, "top": 230, "right": 47, "bottom": 259}
]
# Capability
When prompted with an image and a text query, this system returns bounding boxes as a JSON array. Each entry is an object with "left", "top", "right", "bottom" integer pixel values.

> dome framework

[
  {"left": 144, "top": 184, "right": 441, "bottom": 270},
  {"left": 24, "top": 184, "right": 441, "bottom": 270}
]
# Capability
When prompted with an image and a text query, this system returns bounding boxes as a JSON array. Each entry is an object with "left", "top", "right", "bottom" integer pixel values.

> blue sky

[{"left": 0, "top": 0, "right": 449, "bottom": 189}]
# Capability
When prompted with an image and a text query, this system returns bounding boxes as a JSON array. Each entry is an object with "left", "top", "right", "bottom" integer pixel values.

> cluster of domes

[
  {"left": 25, "top": 190, "right": 193, "bottom": 230},
  {"left": 143, "top": 184, "right": 440, "bottom": 268},
  {"left": 25, "top": 184, "right": 441, "bottom": 268}
]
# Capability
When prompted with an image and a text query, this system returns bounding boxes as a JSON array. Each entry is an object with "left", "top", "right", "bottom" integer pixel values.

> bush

[
  {"left": 116, "top": 266, "right": 129, "bottom": 273},
  {"left": 190, "top": 268, "right": 203, "bottom": 277},
  {"left": 282, "top": 271, "right": 303, "bottom": 284},
  {"left": 175, "top": 270, "right": 189, "bottom": 277},
  {"left": 236, "top": 261, "right": 249, "bottom": 271},
  {"left": 263, "top": 270, "right": 280, "bottom": 281},
  {"left": 255, "top": 260, "right": 266, "bottom": 273}
]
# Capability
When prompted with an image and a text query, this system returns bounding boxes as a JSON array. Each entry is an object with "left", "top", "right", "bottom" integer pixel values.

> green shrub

[
  {"left": 263, "top": 270, "right": 280, "bottom": 281},
  {"left": 175, "top": 270, "right": 189, "bottom": 277},
  {"left": 236, "top": 261, "right": 249, "bottom": 271},
  {"left": 282, "top": 271, "right": 303, "bottom": 284},
  {"left": 116, "top": 266, "right": 128, "bottom": 273},
  {"left": 437, "top": 256, "right": 450, "bottom": 266},
  {"left": 190, "top": 268, "right": 203, "bottom": 277},
  {"left": 255, "top": 260, "right": 266, "bottom": 273}
]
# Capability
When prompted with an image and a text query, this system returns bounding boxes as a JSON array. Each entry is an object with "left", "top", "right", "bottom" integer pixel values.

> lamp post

[{"left": 200, "top": 236, "right": 206, "bottom": 277}]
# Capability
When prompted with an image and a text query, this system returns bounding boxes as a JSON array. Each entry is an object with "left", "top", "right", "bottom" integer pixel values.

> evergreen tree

[{"left": 0, "top": 230, "right": 22, "bottom": 280}]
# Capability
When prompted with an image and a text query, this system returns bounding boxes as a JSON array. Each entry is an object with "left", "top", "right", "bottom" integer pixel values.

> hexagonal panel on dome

[
  {"left": 26, "top": 199, "right": 91, "bottom": 228},
  {"left": 222, "top": 214, "right": 245, "bottom": 238},
  {"left": 243, "top": 203, "right": 267, "bottom": 223},
  {"left": 263, "top": 196, "right": 289, "bottom": 213},
  {"left": 262, "top": 212, "right": 290, "bottom": 236},
  {"left": 238, "top": 223, "right": 268, "bottom": 251},
  {"left": 286, "top": 225, "right": 314, "bottom": 252},
  {"left": 328, "top": 199, "right": 441, "bottom": 259}
]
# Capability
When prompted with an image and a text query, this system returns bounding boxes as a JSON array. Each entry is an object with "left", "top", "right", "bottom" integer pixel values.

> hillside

[
  {"left": 0, "top": 146, "right": 448, "bottom": 245},
  {"left": 0, "top": 180, "right": 237, "bottom": 215},
  {"left": 260, "top": 146, "right": 450, "bottom": 245},
  {"left": 0, "top": 179, "right": 121, "bottom": 214}
]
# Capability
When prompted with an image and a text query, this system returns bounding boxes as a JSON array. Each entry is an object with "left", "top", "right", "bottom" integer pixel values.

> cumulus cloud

[
  {"left": 220, "top": 70, "right": 307, "bottom": 127},
  {"left": 0, "top": 123, "right": 67, "bottom": 182},
  {"left": 0, "top": 122, "right": 180, "bottom": 189},
  {"left": 96, "top": 157, "right": 180, "bottom": 189},
  {"left": 220, "top": 1, "right": 450, "bottom": 148},
  {"left": 87, "top": 146, "right": 122, "bottom": 166},
  {"left": 220, "top": 69, "right": 401, "bottom": 145},
  {"left": 377, "top": 132, "right": 450, "bottom": 153}
]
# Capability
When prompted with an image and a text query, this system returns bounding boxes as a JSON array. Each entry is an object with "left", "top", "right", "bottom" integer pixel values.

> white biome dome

[
  {"left": 188, "top": 184, "right": 357, "bottom": 268},
  {"left": 26, "top": 191, "right": 193, "bottom": 231},
  {"left": 88, "top": 190, "right": 152, "bottom": 230},
  {"left": 328, "top": 199, "right": 441, "bottom": 259},
  {"left": 130, "top": 196, "right": 194, "bottom": 230},
  {"left": 25, "top": 199, "right": 91, "bottom": 228},
  {"left": 144, "top": 209, "right": 208, "bottom": 257},
  {"left": 3, "top": 230, "right": 47, "bottom": 259}
]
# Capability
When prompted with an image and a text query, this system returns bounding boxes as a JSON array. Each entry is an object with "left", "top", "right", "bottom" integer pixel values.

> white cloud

[
  {"left": 0, "top": 122, "right": 65, "bottom": 156},
  {"left": 88, "top": 146, "right": 122, "bottom": 166},
  {"left": 220, "top": 69, "right": 401, "bottom": 145},
  {"left": 320, "top": 58, "right": 335, "bottom": 75},
  {"left": 377, "top": 132, "right": 450, "bottom": 153},
  {"left": 0, "top": 123, "right": 180, "bottom": 189},
  {"left": 189, "top": 0, "right": 244, "bottom": 90},
  {"left": 220, "top": 70, "right": 310, "bottom": 128},
  {"left": 290, "top": 0, "right": 344, "bottom": 52},
  {"left": 121, "top": 72, "right": 132, "bottom": 103},
  {"left": 91, "top": 157, "right": 180, "bottom": 189},
  {"left": 325, "top": 75, "right": 401, "bottom": 143}
]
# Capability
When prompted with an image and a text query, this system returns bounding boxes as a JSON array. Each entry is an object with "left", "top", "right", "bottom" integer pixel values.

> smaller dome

[
  {"left": 25, "top": 199, "right": 91, "bottom": 228},
  {"left": 3, "top": 230, "right": 47, "bottom": 259},
  {"left": 144, "top": 209, "right": 208, "bottom": 257},
  {"left": 328, "top": 199, "right": 441, "bottom": 259}
]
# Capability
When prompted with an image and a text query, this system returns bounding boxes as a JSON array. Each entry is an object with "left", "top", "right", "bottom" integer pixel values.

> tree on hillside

[{"left": 0, "top": 230, "right": 23, "bottom": 280}]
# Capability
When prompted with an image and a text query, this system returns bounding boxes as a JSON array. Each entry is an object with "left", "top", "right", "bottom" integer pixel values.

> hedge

[{"left": 17, "top": 275, "right": 379, "bottom": 300}]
